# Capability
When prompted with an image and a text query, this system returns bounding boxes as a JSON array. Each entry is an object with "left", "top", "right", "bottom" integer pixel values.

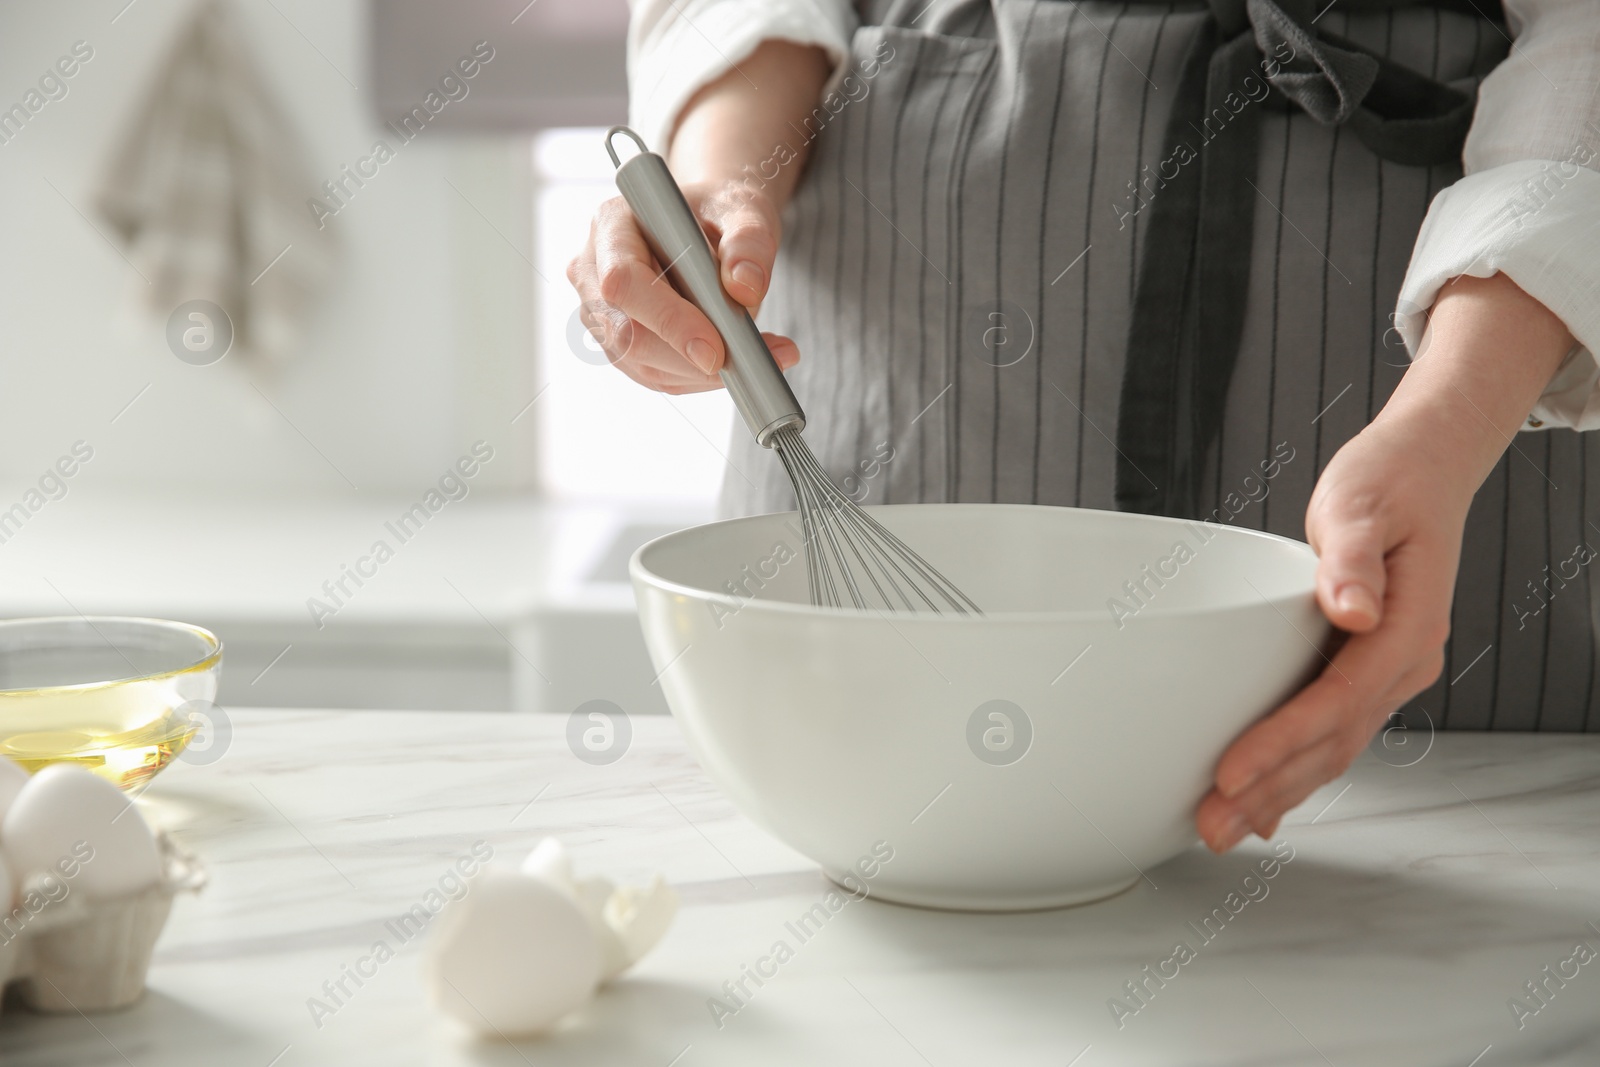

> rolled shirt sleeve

[
  {"left": 625, "top": 0, "right": 857, "bottom": 155},
  {"left": 1395, "top": 0, "right": 1600, "bottom": 431}
]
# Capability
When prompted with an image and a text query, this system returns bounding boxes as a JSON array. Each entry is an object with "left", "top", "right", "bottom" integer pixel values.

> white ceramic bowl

[{"left": 632, "top": 504, "right": 1329, "bottom": 911}]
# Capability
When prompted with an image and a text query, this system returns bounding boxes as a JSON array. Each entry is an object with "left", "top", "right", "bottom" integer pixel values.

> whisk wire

[
  {"left": 780, "top": 431, "right": 898, "bottom": 609},
  {"left": 789, "top": 444, "right": 929, "bottom": 611},
  {"left": 785, "top": 445, "right": 853, "bottom": 606},
  {"left": 773, "top": 443, "right": 827, "bottom": 601},
  {"left": 770, "top": 427, "right": 981, "bottom": 615},
  {"left": 784, "top": 435, "right": 974, "bottom": 612}
]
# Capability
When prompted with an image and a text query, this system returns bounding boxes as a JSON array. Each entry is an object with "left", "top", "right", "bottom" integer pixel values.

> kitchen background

[{"left": 0, "top": 0, "right": 720, "bottom": 716}]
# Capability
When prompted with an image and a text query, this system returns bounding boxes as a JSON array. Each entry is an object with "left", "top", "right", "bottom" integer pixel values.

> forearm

[
  {"left": 667, "top": 39, "right": 831, "bottom": 209},
  {"left": 1372, "top": 272, "right": 1577, "bottom": 498}
]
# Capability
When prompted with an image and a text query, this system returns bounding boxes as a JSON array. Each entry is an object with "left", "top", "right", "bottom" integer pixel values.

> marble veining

[{"left": 0, "top": 709, "right": 1596, "bottom": 1065}]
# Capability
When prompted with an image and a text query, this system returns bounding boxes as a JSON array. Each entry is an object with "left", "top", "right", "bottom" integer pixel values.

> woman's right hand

[{"left": 566, "top": 180, "right": 800, "bottom": 395}]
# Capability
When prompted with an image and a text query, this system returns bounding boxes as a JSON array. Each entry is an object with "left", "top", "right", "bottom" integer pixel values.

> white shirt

[{"left": 626, "top": 0, "right": 1600, "bottom": 431}]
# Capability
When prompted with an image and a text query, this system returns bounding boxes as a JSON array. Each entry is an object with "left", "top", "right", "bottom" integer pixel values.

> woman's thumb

[{"left": 1313, "top": 512, "right": 1388, "bottom": 633}]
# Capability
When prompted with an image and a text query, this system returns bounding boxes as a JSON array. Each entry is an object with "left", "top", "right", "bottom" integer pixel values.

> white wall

[{"left": 0, "top": 0, "right": 540, "bottom": 499}]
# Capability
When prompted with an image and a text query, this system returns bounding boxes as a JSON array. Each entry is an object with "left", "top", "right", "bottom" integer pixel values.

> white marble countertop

[{"left": 2, "top": 709, "right": 1597, "bottom": 1066}]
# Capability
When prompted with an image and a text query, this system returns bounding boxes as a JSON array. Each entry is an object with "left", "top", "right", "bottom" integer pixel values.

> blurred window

[{"left": 533, "top": 127, "right": 734, "bottom": 504}]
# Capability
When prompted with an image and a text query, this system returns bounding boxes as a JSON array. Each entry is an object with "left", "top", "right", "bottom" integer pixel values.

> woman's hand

[
  {"left": 565, "top": 39, "right": 831, "bottom": 395},
  {"left": 1196, "top": 271, "right": 1578, "bottom": 852},
  {"left": 1195, "top": 422, "right": 1470, "bottom": 850},
  {"left": 566, "top": 181, "right": 798, "bottom": 394}
]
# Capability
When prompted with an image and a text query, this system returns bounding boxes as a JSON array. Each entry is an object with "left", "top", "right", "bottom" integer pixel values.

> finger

[
  {"left": 1199, "top": 737, "right": 1350, "bottom": 851},
  {"left": 655, "top": 376, "right": 730, "bottom": 395},
  {"left": 575, "top": 299, "right": 634, "bottom": 363},
  {"left": 1228, "top": 738, "right": 1363, "bottom": 838},
  {"left": 1196, "top": 789, "right": 1254, "bottom": 853},
  {"left": 648, "top": 334, "right": 799, "bottom": 392},
  {"left": 578, "top": 296, "right": 729, "bottom": 390},
  {"left": 570, "top": 243, "right": 655, "bottom": 368},
  {"left": 709, "top": 192, "right": 781, "bottom": 308},
  {"left": 577, "top": 300, "right": 685, "bottom": 380},
  {"left": 1310, "top": 504, "right": 1388, "bottom": 633},
  {"left": 606, "top": 320, "right": 726, "bottom": 394},
  {"left": 612, "top": 355, "right": 725, "bottom": 394},
  {"left": 586, "top": 296, "right": 794, "bottom": 387},
  {"left": 1215, "top": 539, "right": 1455, "bottom": 799},
  {"left": 1212, "top": 652, "right": 1360, "bottom": 801},
  {"left": 764, "top": 332, "right": 801, "bottom": 371},
  {"left": 1199, "top": 749, "right": 1324, "bottom": 852},
  {"left": 648, "top": 333, "right": 798, "bottom": 391},
  {"left": 593, "top": 199, "right": 726, "bottom": 375}
]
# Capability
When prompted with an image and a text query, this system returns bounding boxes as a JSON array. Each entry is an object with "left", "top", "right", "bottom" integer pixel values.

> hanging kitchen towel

[{"left": 95, "top": 0, "right": 332, "bottom": 367}]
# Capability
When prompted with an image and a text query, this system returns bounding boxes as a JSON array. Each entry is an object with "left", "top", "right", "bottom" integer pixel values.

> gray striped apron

[{"left": 719, "top": 0, "right": 1600, "bottom": 732}]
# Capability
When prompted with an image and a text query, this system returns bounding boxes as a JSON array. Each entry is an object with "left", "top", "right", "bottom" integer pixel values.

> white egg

[
  {"left": 0, "top": 757, "right": 28, "bottom": 821},
  {"left": 424, "top": 867, "right": 601, "bottom": 1036},
  {"left": 0, "top": 850, "right": 13, "bottom": 914},
  {"left": 0, "top": 764, "right": 162, "bottom": 900}
]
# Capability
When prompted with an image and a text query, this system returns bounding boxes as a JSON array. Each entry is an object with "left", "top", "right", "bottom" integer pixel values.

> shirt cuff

[
  {"left": 1396, "top": 159, "right": 1600, "bottom": 431},
  {"left": 626, "top": 0, "right": 855, "bottom": 156}
]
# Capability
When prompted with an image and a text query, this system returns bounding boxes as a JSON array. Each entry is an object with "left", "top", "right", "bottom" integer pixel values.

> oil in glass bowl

[{"left": 0, "top": 618, "right": 222, "bottom": 793}]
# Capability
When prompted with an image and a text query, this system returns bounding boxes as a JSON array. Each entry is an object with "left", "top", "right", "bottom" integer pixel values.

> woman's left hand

[
  {"left": 1193, "top": 271, "right": 1577, "bottom": 853},
  {"left": 1194, "top": 420, "right": 1470, "bottom": 851}
]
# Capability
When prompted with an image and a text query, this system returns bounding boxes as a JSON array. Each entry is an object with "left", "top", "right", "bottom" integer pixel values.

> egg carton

[{"left": 0, "top": 831, "right": 206, "bottom": 1014}]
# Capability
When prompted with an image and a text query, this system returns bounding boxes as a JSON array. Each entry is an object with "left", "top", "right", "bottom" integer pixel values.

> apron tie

[
  {"left": 1113, "top": 0, "right": 1497, "bottom": 517},
  {"left": 1249, "top": 0, "right": 1378, "bottom": 123}
]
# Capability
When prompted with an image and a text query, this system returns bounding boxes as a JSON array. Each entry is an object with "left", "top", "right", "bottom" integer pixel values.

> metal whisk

[
  {"left": 606, "top": 126, "right": 980, "bottom": 614},
  {"left": 769, "top": 425, "right": 980, "bottom": 612}
]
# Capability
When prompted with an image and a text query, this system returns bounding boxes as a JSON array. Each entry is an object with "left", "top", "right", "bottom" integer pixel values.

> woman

[{"left": 568, "top": 0, "right": 1600, "bottom": 852}]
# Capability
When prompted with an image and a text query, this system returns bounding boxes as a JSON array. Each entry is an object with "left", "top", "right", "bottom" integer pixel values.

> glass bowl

[{"left": 0, "top": 617, "right": 222, "bottom": 793}]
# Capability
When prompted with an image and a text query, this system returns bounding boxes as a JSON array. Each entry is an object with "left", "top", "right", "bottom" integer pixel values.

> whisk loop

[{"left": 771, "top": 427, "right": 981, "bottom": 614}]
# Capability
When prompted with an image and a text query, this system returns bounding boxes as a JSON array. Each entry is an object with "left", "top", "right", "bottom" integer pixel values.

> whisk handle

[{"left": 605, "top": 126, "right": 805, "bottom": 447}]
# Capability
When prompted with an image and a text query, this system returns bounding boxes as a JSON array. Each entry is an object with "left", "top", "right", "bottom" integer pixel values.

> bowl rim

[
  {"left": 629, "top": 502, "right": 1320, "bottom": 624},
  {"left": 0, "top": 616, "right": 223, "bottom": 696}
]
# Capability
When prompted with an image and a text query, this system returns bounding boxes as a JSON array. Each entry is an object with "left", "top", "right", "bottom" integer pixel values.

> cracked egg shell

[{"left": 424, "top": 867, "right": 601, "bottom": 1036}]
